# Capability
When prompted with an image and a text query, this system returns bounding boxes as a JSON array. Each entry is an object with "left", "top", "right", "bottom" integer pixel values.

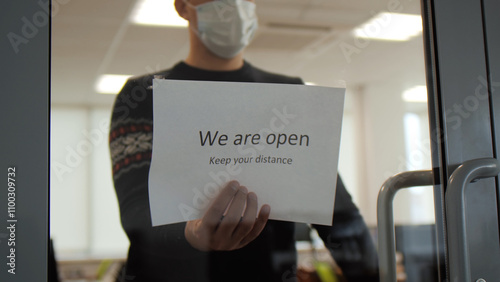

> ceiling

[{"left": 51, "top": 0, "right": 425, "bottom": 107}]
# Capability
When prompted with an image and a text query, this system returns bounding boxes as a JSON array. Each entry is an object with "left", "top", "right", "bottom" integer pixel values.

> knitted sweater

[{"left": 109, "top": 61, "right": 379, "bottom": 282}]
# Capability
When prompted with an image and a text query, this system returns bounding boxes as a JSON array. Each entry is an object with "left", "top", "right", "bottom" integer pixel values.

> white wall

[
  {"left": 343, "top": 80, "right": 434, "bottom": 226},
  {"left": 50, "top": 106, "right": 129, "bottom": 258},
  {"left": 338, "top": 86, "right": 365, "bottom": 208},
  {"left": 50, "top": 108, "right": 90, "bottom": 254}
]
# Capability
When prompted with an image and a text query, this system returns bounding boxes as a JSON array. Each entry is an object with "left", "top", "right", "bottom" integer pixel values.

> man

[{"left": 109, "top": 0, "right": 379, "bottom": 281}]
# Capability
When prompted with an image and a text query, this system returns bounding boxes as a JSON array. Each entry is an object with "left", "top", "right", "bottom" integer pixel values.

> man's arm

[{"left": 313, "top": 175, "right": 380, "bottom": 282}]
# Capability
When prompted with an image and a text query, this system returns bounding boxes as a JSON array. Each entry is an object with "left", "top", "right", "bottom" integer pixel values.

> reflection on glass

[{"left": 51, "top": 0, "right": 437, "bottom": 281}]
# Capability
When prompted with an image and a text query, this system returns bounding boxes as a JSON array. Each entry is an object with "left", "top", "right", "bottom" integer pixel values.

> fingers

[
  {"left": 215, "top": 186, "right": 248, "bottom": 235},
  {"left": 238, "top": 204, "right": 271, "bottom": 247},
  {"left": 214, "top": 191, "right": 270, "bottom": 250},
  {"left": 193, "top": 181, "right": 271, "bottom": 251},
  {"left": 185, "top": 219, "right": 211, "bottom": 251},
  {"left": 202, "top": 180, "right": 240, "bottom": 231},
  {"left": 231, "top": 191, "right": 258, "bottom": 239}
]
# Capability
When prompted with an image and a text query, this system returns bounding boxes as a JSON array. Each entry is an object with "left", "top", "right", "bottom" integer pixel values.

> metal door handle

[
  {"left": 377, "top": 170, "right": 434, "bottom": 282},
  {"left": 446, "top": 158, "right": 500, "bottom": 282}
]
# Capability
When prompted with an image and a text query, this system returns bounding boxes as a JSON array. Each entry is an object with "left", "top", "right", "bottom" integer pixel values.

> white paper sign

[{"left": 149, "top": 79, "right": 345, "bottom": 226}]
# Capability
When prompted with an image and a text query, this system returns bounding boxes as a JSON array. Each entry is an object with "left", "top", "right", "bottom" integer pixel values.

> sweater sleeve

[
  {"left": 312, "top": 175, "right": 380, "bottom": 282},
  {"left": 109, "top": 76, "right": 209, "bottom": 280}
]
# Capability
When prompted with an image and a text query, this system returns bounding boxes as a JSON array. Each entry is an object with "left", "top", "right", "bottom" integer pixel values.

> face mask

[{"left": 184, "top": 0, "right": 258, "bottom": 59}]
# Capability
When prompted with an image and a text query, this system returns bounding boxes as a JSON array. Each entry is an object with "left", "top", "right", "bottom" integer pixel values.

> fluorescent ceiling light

[
  {"left": 402, "top": 85, "right": 427, "bottom": 103},
  {"left": 354, "top": 13, "right": 422, "bottom": 41},
  {"left": 95, "top": 74, "right": 132, "bottom": 95},
  {"left": 130, "top": 0, "right": 188, "bottom": 27}
]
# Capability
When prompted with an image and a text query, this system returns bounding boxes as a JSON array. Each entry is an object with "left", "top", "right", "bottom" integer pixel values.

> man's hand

[{"left": 184, "top": 180, "right": 271, "bottom": 251}]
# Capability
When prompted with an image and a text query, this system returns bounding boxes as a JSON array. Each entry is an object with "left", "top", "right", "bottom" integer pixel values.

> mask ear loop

[
  {"left": 182, "top": 0, "right": 196, "bottom": 9},
  {"left": 182, "top": 0, "right": 204, "bottom": 39}
]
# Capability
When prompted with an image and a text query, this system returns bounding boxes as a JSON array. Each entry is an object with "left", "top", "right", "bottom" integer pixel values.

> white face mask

[{"left": 184, "top": 0, "right": 258, "bottom": 59}]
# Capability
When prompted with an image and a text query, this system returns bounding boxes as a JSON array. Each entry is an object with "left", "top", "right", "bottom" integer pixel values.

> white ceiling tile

[{"left": 51, "top": 0, "right": 426, "bottom": 105}]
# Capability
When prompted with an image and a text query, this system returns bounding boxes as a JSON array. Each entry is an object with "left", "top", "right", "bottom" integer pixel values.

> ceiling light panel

[
  {"left": 353, "top": 12, "right": 422, "bottom": 41},
  {"left": 95, "top": 74, "right": 133, "bottom": 94},
  {"left": 130, "top": 0, "right": 188, "bottom": 27},
  {"left": 402, "top": 85, "right": 427, "bottom": 103}
]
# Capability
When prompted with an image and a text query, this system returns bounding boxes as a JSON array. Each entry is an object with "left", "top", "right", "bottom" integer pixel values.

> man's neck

[{"left": 184, "top": 33, "right": 245, "bottom": 71}]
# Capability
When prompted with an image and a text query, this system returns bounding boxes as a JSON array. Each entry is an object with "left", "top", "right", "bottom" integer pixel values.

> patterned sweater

[{"left": 109, "top": 61, "right": 379, "bottom": 282}]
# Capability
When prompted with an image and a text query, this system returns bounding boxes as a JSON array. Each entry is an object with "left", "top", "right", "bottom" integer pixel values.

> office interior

[{"left": 50, "top": 0, "right": 435, "bottom": 281}]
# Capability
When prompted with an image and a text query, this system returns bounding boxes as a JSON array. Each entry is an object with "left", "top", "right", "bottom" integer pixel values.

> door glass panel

[{"left": 51, "top": 0, "right": 440, "bottom": 281}]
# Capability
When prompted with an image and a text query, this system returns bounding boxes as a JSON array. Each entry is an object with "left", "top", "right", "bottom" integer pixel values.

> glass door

[
  {"left": 50, "top": 0, "right": 499, "bottom": 281},
  {"left": 422, "top": 0, "right": 500, "bottom": 280}
]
